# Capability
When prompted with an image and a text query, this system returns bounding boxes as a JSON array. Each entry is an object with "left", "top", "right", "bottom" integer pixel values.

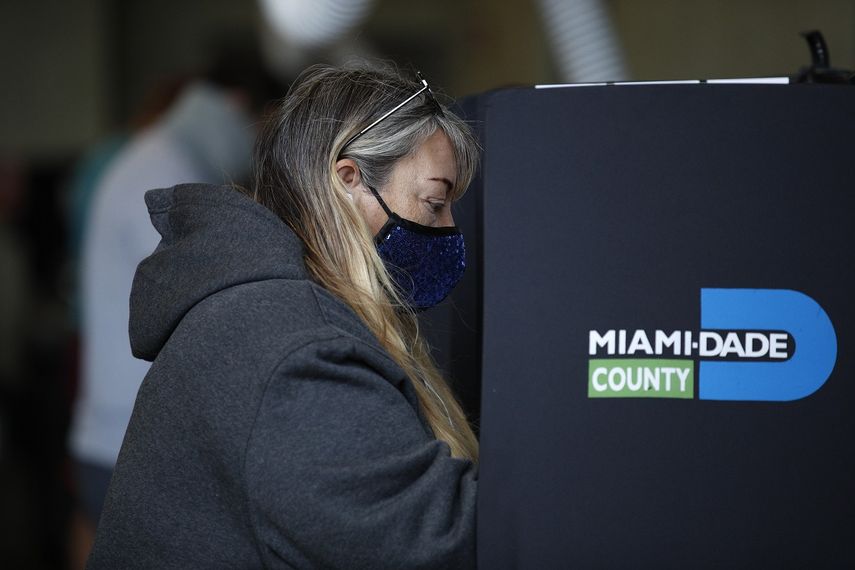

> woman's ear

[{"left": 335, "top": 158, "right": 362, "bottom": 194}]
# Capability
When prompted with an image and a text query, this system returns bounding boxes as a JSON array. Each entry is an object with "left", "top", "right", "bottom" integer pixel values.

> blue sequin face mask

[{"left": 367, "top": 185, "right": 465, "bottom": 310}]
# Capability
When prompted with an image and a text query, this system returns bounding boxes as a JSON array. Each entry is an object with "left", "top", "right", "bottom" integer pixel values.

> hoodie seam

[
  {"left": 240, "top": 328, "right": 348, "bottom": 566},
  {"left": 309, "top": 285, "right": 405, "bottom": 370},
  {"left": 307, "top": 285, "right": 433, "bottom": 433}
]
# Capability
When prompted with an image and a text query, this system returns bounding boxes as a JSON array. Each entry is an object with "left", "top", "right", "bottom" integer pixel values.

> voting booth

[{"left": 422, "top": 82, "right": 855, "bottom": 567}]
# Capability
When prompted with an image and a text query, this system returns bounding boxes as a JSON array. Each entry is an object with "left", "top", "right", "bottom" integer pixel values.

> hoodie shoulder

[
  {"left": 310, "top": 285, "right": 385, "bottom": 349},
  {"left": 169, "top": 277, "right": 386, "bottom": 377}
]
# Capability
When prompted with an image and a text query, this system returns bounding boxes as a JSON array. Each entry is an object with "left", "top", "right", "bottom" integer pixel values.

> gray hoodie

[{"left": 88, "top": 183, "right": 477, "bottom": 569}]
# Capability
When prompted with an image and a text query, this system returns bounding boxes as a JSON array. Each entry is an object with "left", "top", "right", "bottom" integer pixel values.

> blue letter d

[{"left": 699, "top": 289, "right": 837, "bottom": 401}]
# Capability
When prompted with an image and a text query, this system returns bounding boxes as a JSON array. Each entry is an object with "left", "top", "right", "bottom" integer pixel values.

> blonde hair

[{"left": 249, "top": 63, "right": 480, "bottom": 461}]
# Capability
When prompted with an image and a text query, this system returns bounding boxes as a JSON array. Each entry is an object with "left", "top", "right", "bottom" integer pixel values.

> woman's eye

[{"left": 428, "top": 201, "right": 445, "bottom": 213}]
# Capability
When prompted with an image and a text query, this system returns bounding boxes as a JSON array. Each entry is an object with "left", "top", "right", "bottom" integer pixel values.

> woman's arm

[{"left": 244, "top": 335, "right": 478, "bottom": 569}]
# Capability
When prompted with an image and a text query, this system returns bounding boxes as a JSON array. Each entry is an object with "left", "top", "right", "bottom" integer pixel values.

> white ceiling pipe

[
  {"left": 258, "top": 0, "right": 375, "bottom": 49},
  {"left": 537, "top": 0, "right": 630, "bottom": 83}
]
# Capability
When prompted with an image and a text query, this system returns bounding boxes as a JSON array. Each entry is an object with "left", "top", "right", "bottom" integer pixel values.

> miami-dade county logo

[{"left": 587, "top": 289, "right": 837, "bottom": 401}]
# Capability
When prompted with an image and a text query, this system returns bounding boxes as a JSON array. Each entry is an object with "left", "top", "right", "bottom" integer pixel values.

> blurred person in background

[
  {"left": 62, "top": 74, "right": 190, "bottom": 568},
  {"left": 67, "top": 41, "right": 280, "bottom": 563},
  {"left": 64, "top": 76, "right": 191, "bottom": 289},
  {"left": 88, "top": 61, "right": 479, "bottom": 568}
]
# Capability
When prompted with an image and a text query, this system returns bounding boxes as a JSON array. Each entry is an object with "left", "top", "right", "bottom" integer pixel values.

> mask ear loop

[
  {"left": 365, "top": 184, "right": 395, "bottom": 218},
  {"left": 365, "top": 183, "right": 402, "bottom": 246}
]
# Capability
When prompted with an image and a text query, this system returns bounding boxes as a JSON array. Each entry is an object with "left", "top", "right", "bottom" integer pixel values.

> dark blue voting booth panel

[{"left": 475, "top": 85, "right": 855, "bottom": 568}]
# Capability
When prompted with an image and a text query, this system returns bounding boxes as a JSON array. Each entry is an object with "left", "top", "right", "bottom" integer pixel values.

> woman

[{"left": 88, "top": 63, "right": 480, "bottom": 569}]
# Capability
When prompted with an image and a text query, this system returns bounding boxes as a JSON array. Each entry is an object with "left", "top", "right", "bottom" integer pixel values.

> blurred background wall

[
  {"left": 2, "top": 0, "right": 854, "bottom": 157},
  {"left": 613, "top": 0, "right": 855, "bottom": 82},
  {"left": 0, "top": 0, "right": 852, "bottom": 567}
]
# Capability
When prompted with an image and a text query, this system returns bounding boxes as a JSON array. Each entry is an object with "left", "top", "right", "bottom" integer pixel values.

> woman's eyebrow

[{"left": 428, "top": 177, "right": 454, "bottom": 191}]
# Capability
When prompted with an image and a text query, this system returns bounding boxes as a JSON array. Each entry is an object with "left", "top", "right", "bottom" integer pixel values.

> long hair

[{"left": 249, "top": 62, "right": 480, "bottom": 461}]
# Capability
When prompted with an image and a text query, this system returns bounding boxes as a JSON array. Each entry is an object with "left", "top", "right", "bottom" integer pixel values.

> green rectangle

[{"left": 588, "top": 359, "right": 694, "bottom": 398}]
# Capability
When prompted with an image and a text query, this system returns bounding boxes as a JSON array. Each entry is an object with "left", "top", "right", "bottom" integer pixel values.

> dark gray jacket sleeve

[{"left": 244, "top": 335, "right": 477, "bottom": 569}]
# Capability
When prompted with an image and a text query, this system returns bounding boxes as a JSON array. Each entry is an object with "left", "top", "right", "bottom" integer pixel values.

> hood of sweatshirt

[{"left": 129, "top": 183, "right": 306, "bottom": 361}]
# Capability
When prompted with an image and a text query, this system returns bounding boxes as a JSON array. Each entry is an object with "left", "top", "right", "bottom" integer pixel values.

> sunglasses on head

[{"left": 339, "top": 71, "right": 444, "bottom": 153}]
